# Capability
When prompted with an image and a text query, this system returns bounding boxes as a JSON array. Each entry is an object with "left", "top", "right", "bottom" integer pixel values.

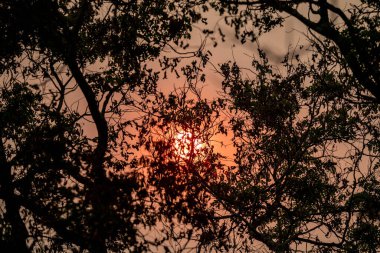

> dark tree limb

[
  {"left": 222, "top": 0, "right": 380, "bottom": 102},
  {"left": 0, "top": 129, "right": 29, "bottom": 253}
]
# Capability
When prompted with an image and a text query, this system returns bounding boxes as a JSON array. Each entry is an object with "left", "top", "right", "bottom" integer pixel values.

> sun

[{"left": 174, "top": 130, "right": 205, "bottom": 160}]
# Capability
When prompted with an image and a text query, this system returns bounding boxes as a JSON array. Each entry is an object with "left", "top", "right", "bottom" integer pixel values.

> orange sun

[{"left": 174, "top": 131, "right": 205, "bottom": 160}]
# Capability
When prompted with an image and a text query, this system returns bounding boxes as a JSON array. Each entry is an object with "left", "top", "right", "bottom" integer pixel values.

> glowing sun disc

[{"left": 174, "top": 131, "right": 205, "bottom": 159}]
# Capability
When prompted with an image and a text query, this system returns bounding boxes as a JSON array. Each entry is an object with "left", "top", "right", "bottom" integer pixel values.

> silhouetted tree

[
  {"left": 218, "top": 50, "right": 380, "bottom": 251},
  {"left": 2, "top": 0, "right": 380, "bottom": 252},
  {"left": 145, "top": 49, "right": 380, "bottom": 251},
  {"left": 0, "top": 0, "right": 210, "bottom": 252},
  {"left": 218, "top": 0, "right": 380, "bottom": 102},
  {"left": 211, "top": 1, "right": 380, "bottom": 250},
  {"left": 144, "top": 1, "right": 380, "bottom": 252}
]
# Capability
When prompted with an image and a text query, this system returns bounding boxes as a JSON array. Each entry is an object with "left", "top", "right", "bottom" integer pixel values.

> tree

[
  {"left": 0, "top": 0, "right": 210, "bottom": 252},
  {"left": 143, "top": 0, "right": 380, "bottom": 251},
  {"left": 218, "top": 0, "right": 380, "bottom": 102},
  {"left": 214, "top": 1, "right": 380, "bottom": 250},
  {"left": 218, "top": 51, "right": 380, "bottom": 251},
  {"left": 2, "top": 0, "right": 380, "bottom": 252}
]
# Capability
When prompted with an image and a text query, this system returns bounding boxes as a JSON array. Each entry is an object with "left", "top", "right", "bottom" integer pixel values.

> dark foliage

[{"left": 1, "top": 1, "right": 380, "bottom": 253}]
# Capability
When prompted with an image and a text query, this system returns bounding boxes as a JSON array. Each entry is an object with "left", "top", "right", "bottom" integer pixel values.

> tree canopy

[
  {"left": 0, "top": 0, "right": 208, "bottom": 252},
  {"left": 1, "top": 0, "right": 380, "bottom": 252}
]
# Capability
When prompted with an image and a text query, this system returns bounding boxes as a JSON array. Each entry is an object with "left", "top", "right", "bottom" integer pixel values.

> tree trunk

[{"left": 0, "top": 129, "right": 29, "bottom": 253}]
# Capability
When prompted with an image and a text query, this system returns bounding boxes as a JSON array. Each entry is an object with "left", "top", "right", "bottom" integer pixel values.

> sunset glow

[{"left": 174, "top": 131, "right": 205, "bottom": 159}]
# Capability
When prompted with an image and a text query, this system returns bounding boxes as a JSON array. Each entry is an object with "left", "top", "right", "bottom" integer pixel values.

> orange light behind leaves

[{"left": 173, "top": 131, "right": 205, "bottom": 160}]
